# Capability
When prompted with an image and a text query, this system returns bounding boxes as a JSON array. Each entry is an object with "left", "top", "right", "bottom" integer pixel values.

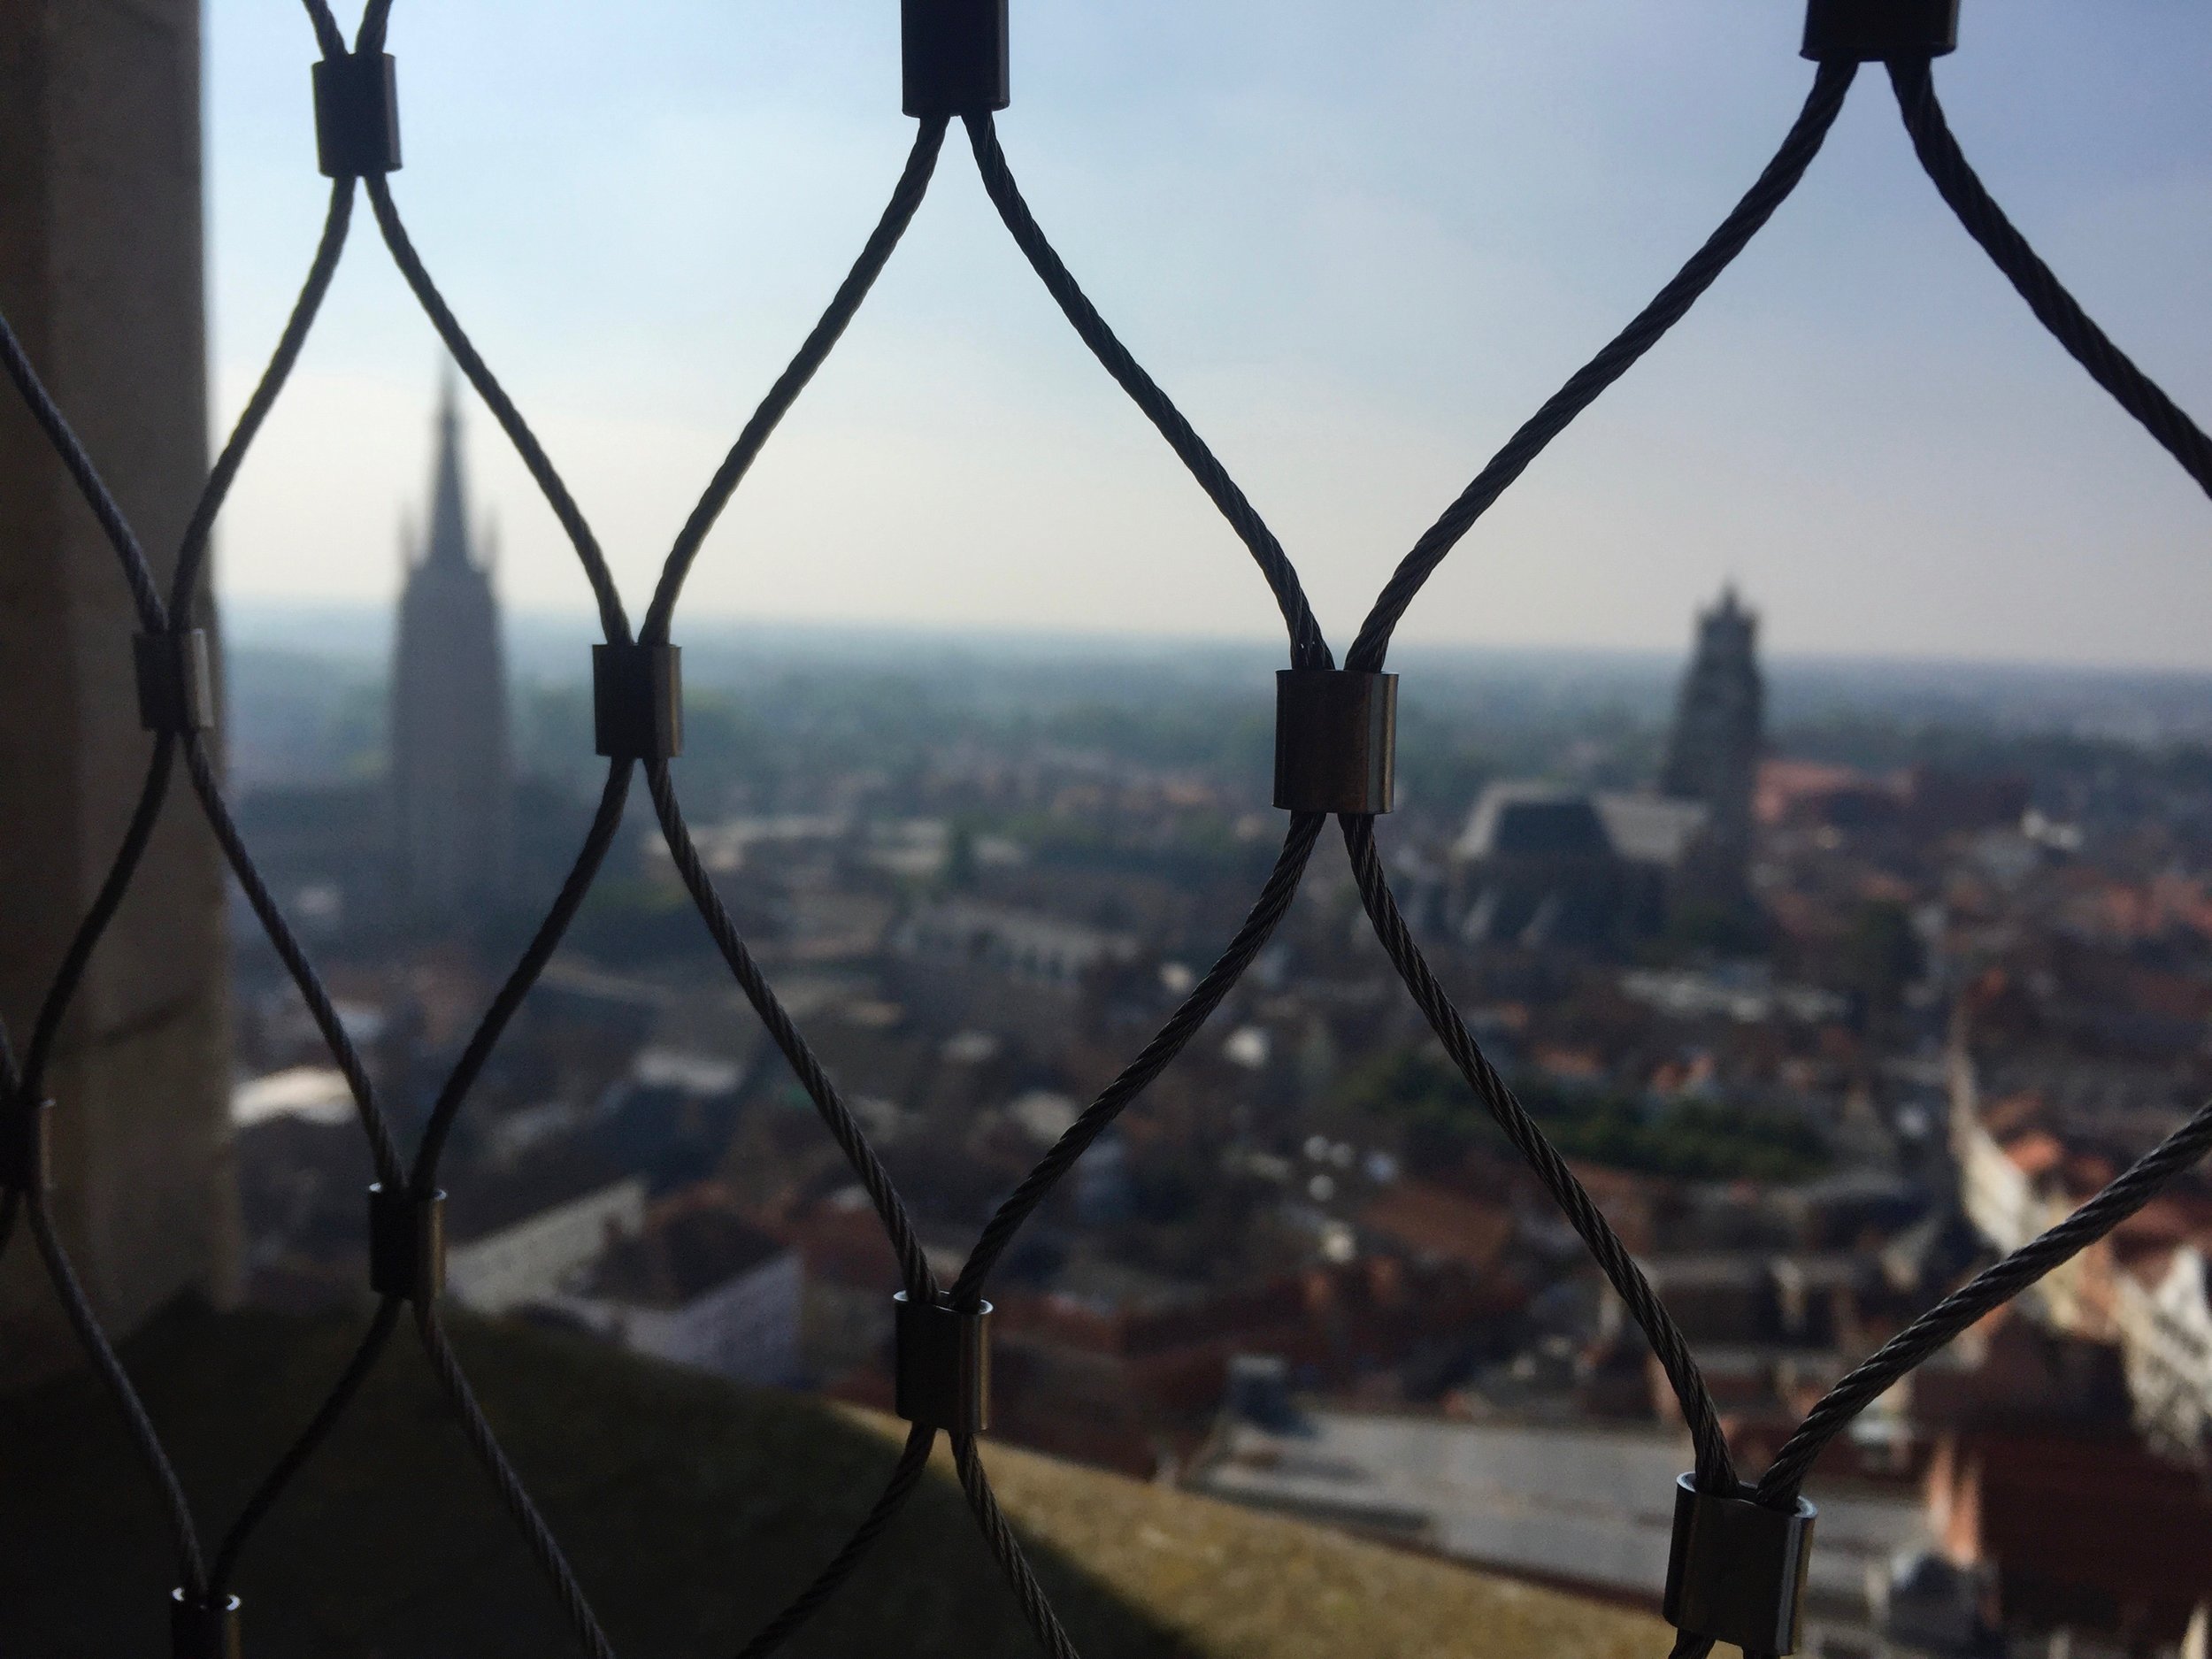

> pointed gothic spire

[{"left": 424, "top": 365, "right": 472, "bottom": 572}]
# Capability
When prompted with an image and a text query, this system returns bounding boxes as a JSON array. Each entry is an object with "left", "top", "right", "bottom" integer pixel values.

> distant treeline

[{"left": 1340, "top": 1048, "right": 1831, "bottom": 1186}]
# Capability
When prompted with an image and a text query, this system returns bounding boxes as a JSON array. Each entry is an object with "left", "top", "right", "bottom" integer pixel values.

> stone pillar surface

[{"left": 1, "top": 0, "right": 235, "bottom": 1385}]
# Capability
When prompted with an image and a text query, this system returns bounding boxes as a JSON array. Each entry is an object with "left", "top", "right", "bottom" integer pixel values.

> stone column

[{"left": 0, "top": 0, "right": 235, "bottom": 1385}]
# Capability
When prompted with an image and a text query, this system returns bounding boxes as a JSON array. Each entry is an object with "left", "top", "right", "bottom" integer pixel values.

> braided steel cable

[
  {"left": 0, "top": 1023, "right": 19, "bottom": 1255},
  {"left": 630, "top": 102, "right": 1348, "bottom": 1656},
  {"left": 209, "top": 1296, "right": 407, "bottom": 1598},
  {"left": 646, "top": 762, "right": 938, "bottom": 1302},
  {"left": 4, "top": 9, "right": 637, "bottom": 1647},
  {"left": 354, "top": 0, "right": 395, "bottom": 58},
  {"left": 933, "top": 808, "right": 1325, "bottom": 1654},
  {"left": 21, "top": 1188, "right": 209, "bottom": 1597},
  {"left": 298, "top": 0, "right": 346, "bottom": 60},
  {"left": 0, "top": 68, "right": 404, "bottom": 1623},
  {"left": 631, "top": 121, "right": 962, "bottom": 1333},
  {"left": 180, "top": 730, "right": 405, "bottom": 1187},
  {"left": 4, "top": 10, "right": 2212, "bottom": 1657},
  {"left": 1338, "top": 815, "right": 1738, "bottom": 1497},
  {"left": 19, "top": 741, "right": 178, "bottom": 1097},
  {"left": 955, "top": 1433, "right": 1082, "bottom": 1659},
  {"left": 7, "top": 140, "right": 360, "bottom": 1116},
  {"left": 410, "top": 763, "right": 636, "bottom": 1188},
  {"left": 1757, "top": 1093, "right": 2212, "bottom": 1503},
  {"left": 364, "top": 174, "right": 634, "bottom": 646},
  {"left": 337, "top": 88, "right": 702, "bottom": 1654},
  {"left": 731, "top": 1423, "right": 939, "bottom": 1659},
  {"left": 952, "top": 812, "right": 1327, "bottom": 1305},
  {"left": 1346, "top": 61, "right": 1857, "bottom": 674},
  {"left": 419, "top": 1303, "right": 620, "bottom": 1659},
  {"left": 170, "top": 177, "right": 357, "bottom": 612},
  {"left": 664, "top": 106, "right": 1363, "bottom": 1657},
  {"left": 1, "top": 111, "right": 374, "bottom": 1141},
  {"left": 1888, "top": 59, "right": 2212, "bottom": 501},
  {"left": 643, "top": 118, "right": 950, "bottom": 644},
  {"left": 964, "top": 114, "right": 1334, "bottom": 673},
  {"left": 4, "top": 1033, "right": 211, "bottom": 1595},
  {"left": 0, "top": 311, "right": 167, "bottom": 631}
]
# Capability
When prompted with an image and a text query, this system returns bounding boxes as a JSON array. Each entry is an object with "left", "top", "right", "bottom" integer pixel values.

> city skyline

[{"left": 204, "top": 3, "right": 2212, "bottom": 667}]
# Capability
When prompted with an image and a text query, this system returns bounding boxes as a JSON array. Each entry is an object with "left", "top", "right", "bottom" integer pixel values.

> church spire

[
  {"left": 391, "top": 368, "right": 513, "bottom": 925},
  {"left": 424, "top": 367, "right": 472, "bottom": 572}
]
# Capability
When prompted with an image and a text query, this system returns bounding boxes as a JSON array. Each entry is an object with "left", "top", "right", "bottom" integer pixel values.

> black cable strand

[
  {"left": 4, "top": 150, "right": 348, "bottom": 634},
  {"left": 364, "top": 176, "right": 633, "bottom": 646},
  {"left": 180, "top": 732, "right": 404, "bottom": 1187},
  {"left": 1339, "top": 815, "right": 1737, "bottom": 1495},
  {"left": 630, "top": 104, "right": 1312, "bottom": 1658},
  {"left": 20, "top": 741, "right": 177, "bottom": 1097},
  {"left": 731, "top": 1424, "right": 939, "bottom": 1659},
  {"left": 142, "top": 156, "right": 385, "bottom": 1614},
  {"left": 644, "top": 762, "right": 937, "bottom": 1301},
  {"left": 209, "top": 1295, "right": 405, "bottom": 1596},
  {"left": 1757, "top": 1093, "right": 2212, "bottom": 1502},
  {"left": 0, "top": 65, "right": 373, "bottom": 1613},
  {"left": 355, "top": 0, "right": 394, "bottom": 57},
  {"left": 953, "top": 1437, "right": 1081, "bottom": 1659},
  {"left": 964, "top": 114, "right": 1333, "bottom": 673},
  {"left": 1347, "top": 61, "right": 1857, "bottom": 673},
  {"left": 171, "top": 177, "right": 357, "bottom": 613},
  {"left": 0, "top": 309, "right": 166, "bottom": 632},
  {"left": 1887, "top": 59, "right": 2212, "bottom": 501},
  {"left": 19, "top": 120, "right": 357, "bottom": 1094},
  {"left": 409, "top": 761, "right": 634, "bottom": 1188},
  {"left": 24, "top": 1192, "right": 207, "bottom": 1596},
  {"left": 642, "top": 118, "right": 949, "bottom": 642},
  {"left": 952, "top": 814, "right": 1325, "bottom": 1305},
  {"left": 417, "top": 1304, "right": 618, "bottom": 1659},
  {"left": 300, "top": 0, "right": 347, "bottom": 62},
  {"left": 0, "top": 1025, "right": 20, "bottom": 1264},
  {"left": 336, "top": 96, "right": 640, "bottom": 1649},
  {"left": 640, "top": 126, "right": 952, "bottom": 1290}
]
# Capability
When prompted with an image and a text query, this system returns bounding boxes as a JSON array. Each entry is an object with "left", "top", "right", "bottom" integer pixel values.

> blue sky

[{"left": 205, "top": 2, "right": 2212, "bottom": 666}]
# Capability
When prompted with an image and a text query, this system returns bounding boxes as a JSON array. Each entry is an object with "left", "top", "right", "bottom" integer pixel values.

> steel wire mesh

[{"left": 2, "top": 4, "right": 2210, "bottom": 1657}]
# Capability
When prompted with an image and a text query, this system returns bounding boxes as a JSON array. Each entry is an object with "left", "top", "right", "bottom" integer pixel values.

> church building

[
  {"left": 1448, "top": 587, "right": 1766, "bottom": 950},
  {"left": 1658, "top": 585, "right": 1764, "bottom": 897},
  {"left": 389, "top": 377, "right": 513, "bottom": 925}
]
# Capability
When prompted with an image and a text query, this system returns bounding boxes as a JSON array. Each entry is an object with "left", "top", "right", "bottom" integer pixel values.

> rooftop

[
  {"left": 584, "top": 1194, "right": 790, "bottom": 1308},
  {"left": 1191, "top": 1409, "right": 1926, "bottom": 1619}
]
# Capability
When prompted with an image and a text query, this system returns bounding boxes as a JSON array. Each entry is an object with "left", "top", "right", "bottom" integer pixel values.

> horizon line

[{"left": 219, "top": 595, "right": 2212, "bottom": 684}]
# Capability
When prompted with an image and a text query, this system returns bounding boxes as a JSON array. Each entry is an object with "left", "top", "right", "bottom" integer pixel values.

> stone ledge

[{"left": 0, "top": 1302, "right": 1664, "bottom": 1657}]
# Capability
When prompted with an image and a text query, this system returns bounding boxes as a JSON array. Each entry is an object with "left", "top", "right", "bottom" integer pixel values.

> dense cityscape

[{"left": 219, "top": 397, "right": 2212, "bottom": 1659}]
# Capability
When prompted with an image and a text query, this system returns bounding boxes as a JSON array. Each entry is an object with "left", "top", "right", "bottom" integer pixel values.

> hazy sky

[{"left": 204, "top": 3, "right": 2212, "bottom": 666}]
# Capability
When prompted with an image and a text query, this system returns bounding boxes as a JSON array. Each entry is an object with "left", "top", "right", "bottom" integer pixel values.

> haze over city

[
  {"left": 204, "top": 1, "right": 2212, "bottom": 666},
  {"left": 11, "top": 2, "right": 2212, "bottom": 1654}
]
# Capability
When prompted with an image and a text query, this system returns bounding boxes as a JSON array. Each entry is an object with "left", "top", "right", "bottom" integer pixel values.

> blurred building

[
  {"left": 447, "top": 1175, "right": 648, "bottom": 1315},
  {"left": 390, "top": 375, "right": 513, "bottom": 923},
  {"left": 1189, "top": 1399, "right": 1927, "bottom": 1642},
  {"left": 1661, "top": 586, "right": 1763, "bottom": 895},
  {"left": 1449, "top": 785, "right": 1706, "bottom": 949},
  {"left": 557, "top": 1188, "right": 803, "bottom": 1388}
]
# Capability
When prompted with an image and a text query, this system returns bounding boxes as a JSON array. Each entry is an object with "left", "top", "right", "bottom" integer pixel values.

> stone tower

[
  {"left": 389, "top": 377, "right": 511, "bottom": 924},
  {"left": 3, "top": 0, "right": 237, "bottom": 1381},
  {"left": 1660, "top": 587, "right": 1763, "bottom": 883}
]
